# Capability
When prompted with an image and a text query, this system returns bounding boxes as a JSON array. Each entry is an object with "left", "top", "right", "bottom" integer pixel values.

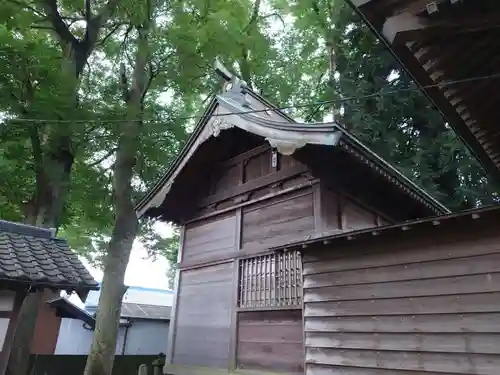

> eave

[
  {"left": 271, "top": 203, "right": 500, "bottom": 252},
  {"left": 345, "top": 0, "right": 500, "bottom": 183}
]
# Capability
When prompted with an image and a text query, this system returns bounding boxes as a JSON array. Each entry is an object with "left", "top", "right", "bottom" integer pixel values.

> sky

[
  {"left": 77, "top": 0, "right": 289, "bottom": 293},
  {"left": 82, "top": 222, "right": 174, "bottom": 290}
]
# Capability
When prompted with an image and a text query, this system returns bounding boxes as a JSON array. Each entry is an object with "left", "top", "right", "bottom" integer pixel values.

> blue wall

[{"left": 55, "top": 318, "right": 169, "bottom": 355}]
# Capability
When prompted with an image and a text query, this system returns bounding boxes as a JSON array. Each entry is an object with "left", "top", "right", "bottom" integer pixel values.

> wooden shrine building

[
  {"left": 135, "top": 68, "right": 464, "bottom": 375},
  {"left": 138, "top": 1, "right": 500, "bottom": 372}
]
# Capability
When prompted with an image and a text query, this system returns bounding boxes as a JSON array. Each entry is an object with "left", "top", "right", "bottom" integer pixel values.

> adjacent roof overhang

[
  {"left": 345, "top": 0, "right": 500, "bottom": 183},
  {"left": 48, "top": 297, "right": 96, "bottom": 328},
  {"left": 135, "top": 74, "right": 449, "bottom": 220},
  {"left": 0, "top": 220, "right": 99, "bottom": 300},
  {"left": 272, "top": 203, "right": 500, "bottom": 252}
]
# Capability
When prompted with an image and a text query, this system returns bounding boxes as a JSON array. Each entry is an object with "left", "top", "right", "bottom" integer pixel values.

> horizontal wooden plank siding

[
  {"left": 241, "top": 189, "right": 314, "bottom": 250},
  {"left": 173, "top": 262, "right": 233, "bottom": 368},
  {"left": 237, "top": 310, "right": 303, "bottom": 373},
  {"left": 183, "top": 213, "right": 236, "bottom": 265},
  {"left": 303, "top": 233, "right": 500, "bottom": 375}
]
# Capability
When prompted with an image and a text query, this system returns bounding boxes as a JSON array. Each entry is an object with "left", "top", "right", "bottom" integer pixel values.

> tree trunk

[
  {"left": 83, "top": 233, "right": 135, "bottom": 375},
  {"left": 3, "top": 2, "right": 119, "bottom": 373},
  {"left": 327, "top": 39, "right": 336, "bottom": 122},
  {"left": 84, "top": 7, "right": 151, "bottom": 374},
  {"left": 239, "top": 0, "right": 262, "bottom": 87}
]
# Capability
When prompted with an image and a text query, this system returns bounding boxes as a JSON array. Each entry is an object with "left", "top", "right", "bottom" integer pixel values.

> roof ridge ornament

[
  {"left": 225, "top": 77, "right": 251, "bottom": 108},
  {"left": 214, "top": 59, "right": 251, "bottom": 108}
]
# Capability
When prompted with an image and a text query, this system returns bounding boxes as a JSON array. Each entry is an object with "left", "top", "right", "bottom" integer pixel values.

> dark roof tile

[{"left": 0, "top": 219, "right": 98, "bottom": 291}]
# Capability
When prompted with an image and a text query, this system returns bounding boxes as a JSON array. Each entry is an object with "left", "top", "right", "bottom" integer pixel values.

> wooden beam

[
  {"left": 200, "top": 164, "right": 308, "bottom": 207},
  {"left": 382, "top": 12, "right": 427, "bottom": 44},
  {"left": 183, "top": 180, "right": 316, "bottom": 226},
  {"left": 312, "top": 184, "right": 324, "bottom": 233},
  {"left": 383, "top": 12, "right": 500, "bottom": 45},
  {"left": 0, "top": 290, "right": 26, "bottom": 375},
  {"left": 218, "top": 144, "right": 270, "bottom": 170},
  {"left": 228, "top": 259, "right": 239, "bottom": 371},
  {"left": 164, "top": 364, "right": 303, "bottom": 375},
  {"left": 164, "top": 226, "right": 185, "bottom": 370}
]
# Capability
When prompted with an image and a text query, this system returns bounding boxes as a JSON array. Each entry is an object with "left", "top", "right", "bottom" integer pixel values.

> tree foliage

[{"left": 0, "top": 0, "right": 498, "bottom": 372}]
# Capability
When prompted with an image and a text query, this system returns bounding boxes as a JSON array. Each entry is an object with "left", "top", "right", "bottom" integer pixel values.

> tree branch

[
  {"left": 42, "top": 0, "right": 78, "bottom": 47},
  {"left": 87, "top": 148, "right": 117, "bottom": 167},
  {"left": 85, "top": 0, "right": 121, "bottom": 47},
  {"left": 7, "top": 0, "right": 44, "bottom": 17},
  {"left": 98, "top": 23, "right": 124, "bottom": 46},
  {"left": 242, "top": 0, "right": 262, "bottom": 34},
  {"left": 118, "top": 25, "right": 134, "bottom": 59}
]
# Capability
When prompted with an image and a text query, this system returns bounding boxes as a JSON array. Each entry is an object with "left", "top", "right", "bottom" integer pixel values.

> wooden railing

[{"left": 238, "top": 251, "right": 302, "bottom": 309}]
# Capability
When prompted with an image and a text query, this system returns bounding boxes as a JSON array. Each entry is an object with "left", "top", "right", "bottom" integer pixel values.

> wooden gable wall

[{"left": 167, "top": 142, "right": 397, "bottom": 375}]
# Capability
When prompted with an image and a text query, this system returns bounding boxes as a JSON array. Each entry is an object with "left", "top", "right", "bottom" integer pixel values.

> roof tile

[{"left": 0, "top": 220, "right": 98, "bottom": 291}]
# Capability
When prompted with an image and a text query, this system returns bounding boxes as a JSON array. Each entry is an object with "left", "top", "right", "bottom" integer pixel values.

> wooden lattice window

[{"left": 238, "top": 251, "right": 302, "bottom": 309}]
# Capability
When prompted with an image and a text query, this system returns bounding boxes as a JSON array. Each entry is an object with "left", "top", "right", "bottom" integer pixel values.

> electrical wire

[{"left": 5, "top": 72, "right": 500, "bottom": 124}]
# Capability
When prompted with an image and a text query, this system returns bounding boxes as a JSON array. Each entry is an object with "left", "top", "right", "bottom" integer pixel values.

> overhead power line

[{"left": 5, "top": 72, "right": 500, "bottom": 124}]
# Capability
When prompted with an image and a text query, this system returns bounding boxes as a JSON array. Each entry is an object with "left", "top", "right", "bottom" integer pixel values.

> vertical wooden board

[
  {"left": 244, "top": 149, "right": 271, "bottom": 182},
  {"left": 173, "top": 262, "right": 234, "bottom": 369},
  {"left": 166, "top": 227, "right": 185, "bottom": 367},
  {"left": 237, "top": 310, "right": 304, "bottom": 373},
  {"left": 313, "top": 184, "right": 323, "bottom": 233},
  {"left": 211, "top": 164, "right": 242, "bottom": 194},
  {"left": 280, "top": 154, "right": 302, "bottom": 169},
  {"left": 341, "top": 198, "right": 377, "bottom": 230},
  {"left": 229, "top": 259, "right": 239, "bottom": 371},
  {"left": 183, "top": 212, "right": 236, "bottom": 264},
  {"left": 319, "top": 186, "right": 341, "bottom": 231},
  {"left": 241, "top": 190, "right": 314, "bottom": 249}
]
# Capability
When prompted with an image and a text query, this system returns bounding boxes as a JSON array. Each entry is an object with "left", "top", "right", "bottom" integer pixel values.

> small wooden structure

[
  {"left": 0, "top": 219, "right": 98, "bottom": 371},
  {"left": 344, "top": 0, "right": 500, "bottom": 181},
  {"left": 275, "top": 204, "right": 500, "bottom": 375},
  {"left": 136, "top": 71, "right": 450, "bottom": 375}
]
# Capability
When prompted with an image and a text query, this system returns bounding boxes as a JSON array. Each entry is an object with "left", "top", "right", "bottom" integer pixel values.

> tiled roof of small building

[{"left": 0, "top": 219, "right": 98, "bottom": 292}]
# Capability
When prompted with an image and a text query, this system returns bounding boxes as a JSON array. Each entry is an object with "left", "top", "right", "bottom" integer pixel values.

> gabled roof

[
  {"left": 344, "top": 0, "right": 500, "bottom": 183},
  {"left": 0, "top": 220, "right": 99, "bottom": 296},
  {"left": 135, "top": 72, "right": 449, "bottom": 221}
]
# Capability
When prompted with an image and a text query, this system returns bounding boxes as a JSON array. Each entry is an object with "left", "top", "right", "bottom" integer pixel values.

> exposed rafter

[{"left": 383, "top": 11, "right": 500, "bottom": 45}]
